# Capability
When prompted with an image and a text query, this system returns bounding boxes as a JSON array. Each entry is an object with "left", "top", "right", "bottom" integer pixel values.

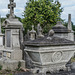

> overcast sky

[{"left": 0, "top": 0, "right": 75, "bottom": 24}]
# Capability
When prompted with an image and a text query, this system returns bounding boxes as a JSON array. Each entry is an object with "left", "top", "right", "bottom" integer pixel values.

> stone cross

[
  {"left": 8, "top": 0, "right": 16, "bottom": 18},
  {"left": 0, "top": 15, "right": 1, "bottom": 33}
]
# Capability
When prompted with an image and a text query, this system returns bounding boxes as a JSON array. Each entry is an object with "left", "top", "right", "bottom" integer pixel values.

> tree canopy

[{"left": 22, "top": 0, "right": 63, "bottom": 33}]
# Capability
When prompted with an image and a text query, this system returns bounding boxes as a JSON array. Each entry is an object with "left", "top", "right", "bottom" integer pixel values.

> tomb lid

[
  {"left": 24, "top": 36, "right": 75, "bottom": 47},
  {"left": 52, "top": 21, "right": 69, "bottom": 33}
]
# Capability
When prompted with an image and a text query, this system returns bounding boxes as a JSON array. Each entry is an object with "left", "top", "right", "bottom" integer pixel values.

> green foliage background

[{"left": 22, "top": 0, "right": 63, "bottom": 33}]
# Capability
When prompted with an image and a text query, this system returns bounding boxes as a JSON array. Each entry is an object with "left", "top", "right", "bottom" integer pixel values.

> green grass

[{"left": 71, "top": 57, "right": 75, "bottom": 62}]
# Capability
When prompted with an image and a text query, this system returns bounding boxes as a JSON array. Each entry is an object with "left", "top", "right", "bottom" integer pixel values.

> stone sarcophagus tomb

[{"left": 24, "top": 27, "right": 75, "bottom": 74}]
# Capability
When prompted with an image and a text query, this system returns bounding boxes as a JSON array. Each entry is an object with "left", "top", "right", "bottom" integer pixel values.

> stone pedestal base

[
  {"left": 0, "top": 48, "right": 25, "bottom": 71},
  {"left": 68, "top": 32, "right": 74, "bottom": 41},
  {"left": 31, "top": 64, "right": 67, "bottom": 74},
  {"left": 0, "top": 59, "right": 25, "bottom": 71}
]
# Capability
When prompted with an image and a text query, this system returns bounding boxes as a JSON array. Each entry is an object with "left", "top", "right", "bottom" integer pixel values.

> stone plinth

[
  {"left": 24, "top": 36, "right": 75, "bottom": 74},
  {"left": 0, "top": 48, "right": 25, "bottom": 71},
  {"left": 0, "top": 59, "right": 25, "bottom": 71}
]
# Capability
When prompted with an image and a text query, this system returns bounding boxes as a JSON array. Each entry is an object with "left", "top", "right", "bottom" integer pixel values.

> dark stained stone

[
  {"left": 52, "top": 21, "right": 69, "bottom": 33},
  {"left": 15, "top": 70, "right": 75, "bottom": 75},
  {"left": 24, "top": 36, "right": 75, "bottom": 47}
]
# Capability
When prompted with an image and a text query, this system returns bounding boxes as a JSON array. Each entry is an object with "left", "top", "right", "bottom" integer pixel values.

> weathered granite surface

[
  {"left": 24, "top": 34, "right": 75, "bottom": 74},
  {"left": 52, "top": 21, "right": 69, "bottom": 33},
  {"left": 52, "top": 16, "right": 74, "bottom": 41},
  {"left": 25, "top": 36, "right": 75, "bottom": 46}
]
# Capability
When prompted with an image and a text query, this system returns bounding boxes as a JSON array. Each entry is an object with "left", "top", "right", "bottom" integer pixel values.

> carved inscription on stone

[
  {"left": 6, "top": 30, "right": 11, "bottom": 47},
  {"left": 0, "top": 52, "right": 2, "bottom": 58},
  {"left": 3, "top": 51, "right": 11, "bottom": 58},
  {"left": 52, "top": 51, "right": 62, "bottom": 62}
]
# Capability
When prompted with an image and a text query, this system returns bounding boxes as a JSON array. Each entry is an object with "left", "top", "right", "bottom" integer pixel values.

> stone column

[
  {"left": 68, "top": 14, "right": 74, "bottom": 41},
  {"left": 68, "top": 14, "right": 72, "bottom": 31}
]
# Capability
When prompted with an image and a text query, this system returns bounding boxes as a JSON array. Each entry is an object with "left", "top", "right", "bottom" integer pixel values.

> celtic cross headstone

[{"left": 8, "top": 0, "right": 16, "bottom": 18}]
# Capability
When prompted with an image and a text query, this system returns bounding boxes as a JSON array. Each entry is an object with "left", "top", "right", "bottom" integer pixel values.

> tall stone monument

[
  {"left": 1, "top": 0, "right": 25, "bottom": 70},
  {"left": 52, "top": 15, "right": 74, "bottom": 41},
  {"left": 68, "top": 14, "right": 74, "bottom": 41}
]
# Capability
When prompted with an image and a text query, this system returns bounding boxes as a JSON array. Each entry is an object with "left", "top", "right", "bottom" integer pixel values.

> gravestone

[{"left": 1, "top": 0, "right": 25, "bottom": 71}]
